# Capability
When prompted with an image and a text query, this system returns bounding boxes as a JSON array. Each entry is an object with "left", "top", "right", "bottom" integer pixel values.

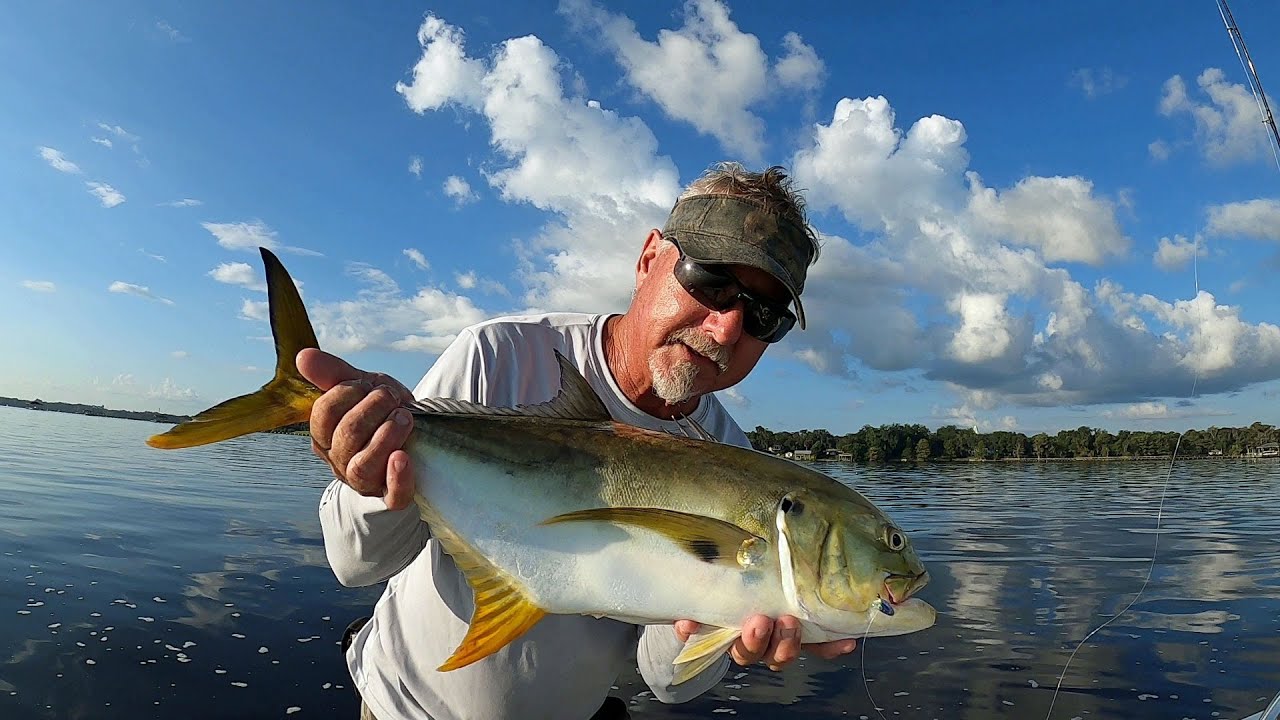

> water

[{"left": 1, "top": 406, "right": 1278, "bottom": 719}]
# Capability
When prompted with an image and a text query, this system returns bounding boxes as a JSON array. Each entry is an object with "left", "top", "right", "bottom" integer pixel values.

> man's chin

[{"left": 651, "top": 360, "right": 707, "bottom": 405}]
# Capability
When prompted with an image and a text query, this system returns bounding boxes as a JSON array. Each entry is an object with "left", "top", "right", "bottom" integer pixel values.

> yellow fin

[
  {"left": 541, "top": 507, "right": 763, "bottom": 569},
  {"left": 416, "top": 497, "right": 547, "bottom": 671},
  {"left": 147, "top": 248, "right": 321, "bottom": 449},
  {"left": 672, "top": 625, "right": 740, "bottom": 685}
]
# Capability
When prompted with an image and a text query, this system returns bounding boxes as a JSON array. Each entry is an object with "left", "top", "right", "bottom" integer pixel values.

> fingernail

[
  {"left": 391, "top": 455, "right": 406, "bottom": 474},
  {"left": 779, "top": 628, "right": 797, "bottom": 640},
  {"left": 392, "top": 408, "right": 411, "bottom": 426},
  {"left": 844, "top": 641, "right": 857, "bottom": 653},
  {"left": 753, "top": 626, "right": 769, "bottom": 640}
]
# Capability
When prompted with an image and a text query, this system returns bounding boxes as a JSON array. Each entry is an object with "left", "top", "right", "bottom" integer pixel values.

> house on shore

[{"left": 1247, "top": 442, "right": 1280, "bottom": 458}]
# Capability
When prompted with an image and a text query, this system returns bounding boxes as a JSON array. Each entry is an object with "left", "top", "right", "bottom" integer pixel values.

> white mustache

[{"left": 668, "top": 328, "right": 730, "bottom": 373}]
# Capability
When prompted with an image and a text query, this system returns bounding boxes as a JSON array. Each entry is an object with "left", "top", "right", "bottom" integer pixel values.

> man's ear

[{"left": 634, "top": 229, "right": 667, "bottom": 287}]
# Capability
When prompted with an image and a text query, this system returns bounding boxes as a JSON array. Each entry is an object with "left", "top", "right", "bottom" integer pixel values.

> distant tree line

[{"left": 745, "top": 422, "right": 1280, "bottom": 461}]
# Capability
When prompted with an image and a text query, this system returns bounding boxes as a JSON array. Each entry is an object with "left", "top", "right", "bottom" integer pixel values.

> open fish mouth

[{"left": 882, "top": 571, "right": 930, "bottom": 606}]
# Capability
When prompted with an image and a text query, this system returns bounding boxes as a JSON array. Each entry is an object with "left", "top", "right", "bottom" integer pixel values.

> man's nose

[{"left": 702, "top": 302, "right": 744, "bottom": 347}]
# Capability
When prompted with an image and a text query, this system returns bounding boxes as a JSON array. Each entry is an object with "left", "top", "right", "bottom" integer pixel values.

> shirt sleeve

[
  {"left": 316, "top": 329, "right": 488, "bottom": 588},
  {"left": 635, "top": 623, "right": 731, "bottom": 702}
]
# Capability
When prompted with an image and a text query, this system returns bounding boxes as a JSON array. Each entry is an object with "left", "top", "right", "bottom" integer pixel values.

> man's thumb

[{"left": 296, "top": 348, "right": 364, "bottom": 391}]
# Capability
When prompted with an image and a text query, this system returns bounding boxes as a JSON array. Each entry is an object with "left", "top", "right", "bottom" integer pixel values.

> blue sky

[{"left": 4, "top": 0, "right": 1280, "bottom": 437}]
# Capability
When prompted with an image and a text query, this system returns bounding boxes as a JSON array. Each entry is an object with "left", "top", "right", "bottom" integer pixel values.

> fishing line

[
  {"left": 860, "top": 608, "right": 889, "bottom": 720},
  {"left": 1042, "top": 235, "right": 1207, "bottom": 720}
]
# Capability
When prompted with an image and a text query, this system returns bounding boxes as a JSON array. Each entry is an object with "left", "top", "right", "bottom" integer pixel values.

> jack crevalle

[{"left": 148, "top": 248, "right": 936, "bottom": 683}]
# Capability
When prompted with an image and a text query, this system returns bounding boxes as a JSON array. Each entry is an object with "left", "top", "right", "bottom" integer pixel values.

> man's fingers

[
  {"left": 332, "top": 386, "right": 401, "bottom": 458},
  {"left": 764, "top": 616, "right": 801, "bottom": 671},
  {"left": 730, "top": 615, "right": 772, "bottom": 666},
  {"left": 297, "top": 348, "right": 363, "bottom": 391},
  {"left": 804, "top": 639, "right": 857, "bottom": 660},
  {"left": 383, "top": 449, "right": 415, "bottom": 511},
  {"left": 348, "top": 407, "right": 414, "bottom": 498},
  {"left": 364, "top": 372, "right": 415, "bottom": 404},
  {"left": 673, "top": 620, "right": 700, "bottom": 644},
  {"left": 309, "top": 379, "right": 372, "bottom": 455}
]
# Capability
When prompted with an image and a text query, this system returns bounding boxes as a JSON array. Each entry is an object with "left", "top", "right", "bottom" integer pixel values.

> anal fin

[
  {"left": 672, "top": 625, "right": 740, "bottom": 685},
  {"left": 415, "top": 497, "right": 547, "bottom": 672}
]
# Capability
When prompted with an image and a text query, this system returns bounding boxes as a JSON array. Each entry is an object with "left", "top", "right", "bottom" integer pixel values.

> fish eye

[{"left": 885, "top": 527, "right": 905, "bottom": 551}]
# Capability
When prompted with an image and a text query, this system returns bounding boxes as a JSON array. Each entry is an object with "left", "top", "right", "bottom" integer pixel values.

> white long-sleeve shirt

[{"left": 319, "top": 312, "right": 751, "bottom": 720}]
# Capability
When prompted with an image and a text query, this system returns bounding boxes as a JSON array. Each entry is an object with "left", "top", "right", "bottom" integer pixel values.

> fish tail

[{"left": 147, "top": 247, "right": 322, "bottom": 449}]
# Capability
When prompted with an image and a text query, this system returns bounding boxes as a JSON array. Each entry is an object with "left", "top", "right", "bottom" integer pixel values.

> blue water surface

[{"left": 1, "top": 406, "right": 1278, "bottom": 719}]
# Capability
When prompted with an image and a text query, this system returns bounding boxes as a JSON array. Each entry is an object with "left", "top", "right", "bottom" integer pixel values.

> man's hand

[
  {"left": 674, "top": 615, "right": 857, "bottom": 672},
  {"left": 297, "top": 348, "right": 417, "bottom": 511}
]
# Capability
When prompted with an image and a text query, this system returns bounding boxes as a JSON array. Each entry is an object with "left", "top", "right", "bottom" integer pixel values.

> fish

[{"left": 147, "top": 247, "right": 936, "bottom": 684}]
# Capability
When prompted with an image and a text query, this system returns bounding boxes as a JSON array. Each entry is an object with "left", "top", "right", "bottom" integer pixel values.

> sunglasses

[{"left": 670, "top": 240, "right": 797, "bottom": 344}]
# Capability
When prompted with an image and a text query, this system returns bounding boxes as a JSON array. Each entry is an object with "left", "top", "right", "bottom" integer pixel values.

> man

[{"left": 300, "top": 163, "right": 855, "bottom": 720}]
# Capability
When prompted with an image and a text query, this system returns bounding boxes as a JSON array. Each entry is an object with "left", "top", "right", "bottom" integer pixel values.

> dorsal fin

[{"left": 408, "top": 349, "right": 611, "bottom": 422}]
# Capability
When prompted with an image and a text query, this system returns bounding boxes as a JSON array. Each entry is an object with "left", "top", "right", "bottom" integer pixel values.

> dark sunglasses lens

[
  {"left": 677, "top": 260, "right": 738, "bottom": 310},
  {"left": 744, "top": 301, "right": 796, "bottom": 343}
]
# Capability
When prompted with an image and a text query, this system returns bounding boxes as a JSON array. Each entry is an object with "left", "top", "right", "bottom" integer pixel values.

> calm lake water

[{"left": 1, "top": 405, "right": 1278, "bottom": 720}]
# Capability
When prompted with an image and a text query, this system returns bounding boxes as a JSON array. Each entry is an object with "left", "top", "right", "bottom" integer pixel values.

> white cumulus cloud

[
  {"left": 443, "top": 175, "right": 477, "bottom": 205},
  {"left": 109, "top": 281, "right": 174, "bottom": 305},
  {"left": 1205, "top": 198, "right": 1280, "bottom": 241},
  {"left": 201, "top": 220, "right": 321, "bottom": 256},
  {"left": 208, "top": 262, "right": 267, "bottom": 292},
  {"left": 394, "top": 13, "right": 682, "bottom": 313},
  {"left": 21, "top": 280, "right": 56, "bottom": 292},
  {"left": 1069, "top": 67, "right": 1127, "bottom": 99},
  {"left": 559, "top": 0, "right": 820, "bottom": 162},
  {"left": 788, "top": 91, "right": 1280, "bottom": 411},
  {"left": 403, "top": 248, "right": 430, "bottom": 270},
  {"left": 148, "top": 378, "right": 197, "bottom": 401},
  {"left": 946, "top": 293, "right": 1017, "bottom": 363},
  {"left": 773, "top": 31, "right": 824, "bottom": 93},
  {"left": 1153, "top": 234, "right": 1204, "bottom": 272},
  {"left": 240, "top": 299, "right": 268, "bottom": 322},
  {"left": 38, "top": 146, "right": 81, "bottom": 174},
  {"left": 86, "top": 181, "right": 126, "bottom": 208},
  {"left": 1159, "top": 68, "right": 1273, "bottom": 167},
  {"left": 967, "top": 174, "right": 1129, "bottom": 265}
]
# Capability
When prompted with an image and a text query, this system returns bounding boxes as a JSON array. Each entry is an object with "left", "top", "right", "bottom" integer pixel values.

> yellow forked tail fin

[{"left": 147, "top": 248, "right": 322, "bottom": 449}]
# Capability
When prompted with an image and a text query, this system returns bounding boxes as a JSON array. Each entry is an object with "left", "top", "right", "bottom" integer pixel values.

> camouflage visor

[{"left": 661, "top": 194, "right": 815, "bottom": 329}]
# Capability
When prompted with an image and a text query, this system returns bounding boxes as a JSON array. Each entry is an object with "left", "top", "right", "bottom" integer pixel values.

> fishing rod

[{"left": 1218, "top": 0, "right": 1280, "bottom": 171}]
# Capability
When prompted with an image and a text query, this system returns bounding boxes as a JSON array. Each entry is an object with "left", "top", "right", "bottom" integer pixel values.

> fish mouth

[{"left": 882, "top": 571, "right": 930, "bottom": 606}]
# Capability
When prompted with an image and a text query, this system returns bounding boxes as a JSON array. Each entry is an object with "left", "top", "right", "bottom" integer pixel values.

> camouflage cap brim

[{"left": 661, "top": 194, "right": 814, "bottom": 329}]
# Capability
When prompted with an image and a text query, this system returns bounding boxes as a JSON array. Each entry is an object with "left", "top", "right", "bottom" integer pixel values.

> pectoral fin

[
  {"left": 672, "top": 625, "right": 740, "bottom": 685},
  {"left": 416, "top": 497, "right": 547, "bottom": 672},
  {"left": 541, "top": 507, "right": 764, "bottom": 569}
]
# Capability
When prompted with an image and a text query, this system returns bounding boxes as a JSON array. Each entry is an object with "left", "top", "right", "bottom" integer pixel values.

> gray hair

[{"left": 677, "top": 162, "right": 821, "bottom": 265}]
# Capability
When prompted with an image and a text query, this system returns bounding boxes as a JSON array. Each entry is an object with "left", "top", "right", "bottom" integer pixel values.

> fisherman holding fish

[{"left": 300, "top": 164, "right": 882, "bottom": 719}]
